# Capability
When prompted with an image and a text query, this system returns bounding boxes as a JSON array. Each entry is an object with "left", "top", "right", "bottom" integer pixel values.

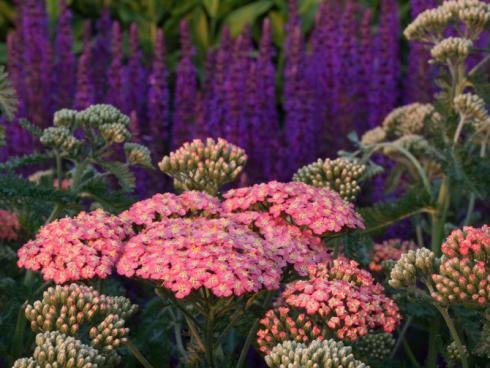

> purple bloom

[
  {"left": 172, "top": 20, "right": 197, "bottom": 149},
  {"left": 75, "top": 23, "right": 95, "bottom": 110},
  {"left": 147, "top": 29, "right": 169, "bottom": 157},
  {"left": 107, "top": 22, "right": 126, "bottom": 110},
  {"left": 127, "top": 23, "right": 147, "bottom": 123},
  {"left": 93, "top": 7, "right": 112, "bottom": 103}
]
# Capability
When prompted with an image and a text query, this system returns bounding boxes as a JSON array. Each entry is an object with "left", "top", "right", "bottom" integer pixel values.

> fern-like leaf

[
  {"left": 18, "top": 118, "right": 43, "bottom": 138},
  {"left": 359, "top": 188, "right": 435, "bottom": 234},
  {"left": 97, "top": 161, "right": 135, "bottom": 192},
  {"left": 0, "top": 66, "right": 17, "bottom": 121},
  {"left": 0, "top": 174, "right": 76, "bottom": 203},
  {"left": 0, "top": 152, "right": 54, "bottom": 172}
]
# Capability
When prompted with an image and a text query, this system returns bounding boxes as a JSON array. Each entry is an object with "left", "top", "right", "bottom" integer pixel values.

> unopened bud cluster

[
  {"left": 382, "top": 103, "right": 435, "bottom": 138},
  {"left": 159, "top": 138, "right": 247, "bottom": 195},
  {"left": 293, "top": 158, "right": 366, "bottom": 201},
  {"left": 353, "top": 333, "right": 395, "bottom": 362},
  {"left": 454, "top": 93, "right": 489, "bottom": 122},
  {"left": 40, "top": 127, "right": 80, "bottom": 152},
  {"left": 446, "top": 340, "right": 468, "bottom": 363},
  {"left": 443, "top": 0, "right": 490, "bottom": 37},
  {"left": 430, "top": 37, "right": 472, "bottom": 64},
  {"left": 124, "top": 143, "right": 152, "bottom": 168},
  {"left": 24, "top": 283, "right": 136, "bottom": 363},
  {"left": 404, "top": 7, "right": 452, "bottom": 42},
  {"left": 389, "top": 248, "right": 436, "bottom": 288},
  {"left": 361, "top": 127, "right": 386, "bottom": 146},
  {"left": 265, "top": 339, "right": 368, "bottom": 368},
  {"left": 12, "top": 331, "right": 107, "bottom": 368}
]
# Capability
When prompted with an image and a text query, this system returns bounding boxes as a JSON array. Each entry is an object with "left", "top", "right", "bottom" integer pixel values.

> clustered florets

[
  {"left": 265, "top": 339, "right": 368, "bottom": 368},
  {"left": 369, "top": 239, "right": 418, "bottom": 273},
  {"left": 0, "top": 209, "right": 20, "bottom": 241},
  {"left": 17, "top": 209, "right": 133, "bottom": 283},
  {"left": 124, "top": 143, "right": 152, "bottom": 168},
  {"left": 353, "top": 332, "right": 395, "bottom": 363},
  {"left": 21, "top": 283, "right": 137, "bottom": 367},
  {"left": 13, "top": 331, "right": 107, "bottom": 368},
  {"left": 432, "top": 225, "right": 489, "bottom": 306},
  {"left": 222, "top": 181, "right": 364, "bottom": 236},
  {"left": 389, "top": 248, "right": 436, "bottom": 288},
  {"left": 430, "top": 37, "right": 473, "bottom": 64},
  {"left": 158, "top": 138, "right": 247, "bottom": 195},
  {"left": 447, "top": 340, "right": 469, "bottom": 364},
  {"left": 117, "top": 217, "right": 281, "bottom": 298},
  {"left": 40, "top": 126, "right": 81, "bottom": 152},
  {"left": 293, "top": 158, "right": 366, "bottom": 202},
  {"left": 454, "top": 93, "right": 489, "bottom": 122},
  {"left": 257, "top": 258, "right": 400, "bottom": 354},
  {"left": 382, "top": 103, "right": 435, "bottom": 138}
]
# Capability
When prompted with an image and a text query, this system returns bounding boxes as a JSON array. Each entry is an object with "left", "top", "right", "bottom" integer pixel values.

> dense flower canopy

[
  {"left": 17, "top": 209, "right": 133, "bottom": 283},
  {"left": 257, "top": 258, "right": 400, "bottom": 354},
  {"left": 369, "top": 239, "right": 418, "bottom": 272},
  {"left": 117, "top": 217, "right": 282, "bottom": 298},
  {"left": 0, "top": 209, "right": 20, "bottom": 241},
  {"left": 222, "top": 181, "right": 364, "bottom": 236}
]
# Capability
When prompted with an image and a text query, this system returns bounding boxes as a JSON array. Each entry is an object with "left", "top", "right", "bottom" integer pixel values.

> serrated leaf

[
  {"left": 359, "top": 188, "right": 435, "bottom": 234},
  {"left": 0, "top": 66, "right": 17, "bottom": 121},
  {"left": 19, "top": 118, "right": 43, "bottom": 138},
  {"left": 97, "top": 161, "right": 135, "bottom": 192},
  {"left": 224, "top": 1, "right": 273, "bottom": 37},
  {"left": 0, "top": 152, "right": 54, "bottom": 172}
]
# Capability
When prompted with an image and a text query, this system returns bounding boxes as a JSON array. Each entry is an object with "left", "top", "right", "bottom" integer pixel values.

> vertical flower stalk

[
  {"left": 93, "top": 7, "right": 112, "bottom": 103},
  {"left": 107, "top": 22, "right": 126, "bottom": 110},
  {"left": 127, "top": 23, "right": 147, "bottom": 124},
  {"left": 75, "top": 23, "right": 95, "bottom": 110}
]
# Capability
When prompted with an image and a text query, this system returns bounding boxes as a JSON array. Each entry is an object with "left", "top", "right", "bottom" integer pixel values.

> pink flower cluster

[
  {"left": 17, "top": 209, "right": 133, "bottom": 283},
  {"left": 117, "top": 217, "right": 281, "bottom": 298},
  {"left": 119, "top": 191, "right": 221, "bottom": 228},
  {"left": 226, "top": 211, "right": 331, "bottom": 276},
  {"left": 0, "top": 209, "right": 20, "bottom": 241},
  {"left": 257, "top": 307, "right": 326, "bottom": 354},
  {"left": 222, "top": 181, "right": 364, "bottom": 236},
  {"left": 257, "top": 258, "right": 400, "bottom": 352},
  {"left": 432, "top": 225, "right": 490, "bottom": 307},
  {"left": 369, "top": 239, "right": 418, "bottom": 272}
]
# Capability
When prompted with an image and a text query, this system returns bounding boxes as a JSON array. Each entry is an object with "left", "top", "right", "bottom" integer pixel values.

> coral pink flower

[
  {"left": 222, "top": 181, "right": 364, "bottom": 236},
  {"left": 0, "top": 209, "right": 20, "bottom": 241},
  {"left": 257, "top": 258, "right": 400, "bottom": 353},
  {"left": 441, "top": 225, "right": 489, "bottom": 261},
  {"left": 119, "top": 191, "right": 221, "bottom": 228},
  {"left": 369, "top": 239, "right": 418, "bottom": 272},
  {"left": 117, "top": 217, "right": 281, "bottom": 298},
  {"left": 17, "top": 209, "right": 133, "bottom": 284}
]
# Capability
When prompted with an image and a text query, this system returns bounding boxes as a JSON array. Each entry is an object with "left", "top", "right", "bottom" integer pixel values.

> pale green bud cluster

[
  {"left": 361, "top": 127, "right": 386, "bottom": 146},
  {"left": 159, "top": 138, "right": 247, "bottom": 195},
  {"left": 12, "top": 331, "right": 107, "bottom": 368},
  {"left": 124, "top": 143, "right": 152, "bottom": 168},
  {"left": 454, "top": 93, "right": 488, "bottom": 121},
  {"left": 404, "top": 7, "right": 452, "bottom": 42},
  {"left": 99, "top": 123, "right": 130, "bottom": 145},
  {"left": 40, "top": 127, "right": 80, "bottom": 153},
  {"left": 75, "top": 105, "right": 130, "bottom": 130},
  {"left": 442, "top": 0, "right": 490, "bottom": 36},
  {"left": 293, "top": 158, "right": 366, "bottom": 201},
  {"left": 53, "top": 109, "right": 78, "bottom": 129},
  {"left": 24, "top": 284, "right": 136, "bottom": 365},
  {"left": 353, "top": 333, "right": 395, "bottom": 362},
  {"left": 446, "top": 341, "right": 468, "bottom": 363},
  {"left": 265, "top": 339, "right": 368, "bottom": 368},
  {"left": 382, "top": 103, "right": 435, "bottom": 138},
  {"left": 430, "top": 37, "right": 472, "bottom": 64},
  {"left": 389, "top": 248, "right": 436, "bottom": 289}
]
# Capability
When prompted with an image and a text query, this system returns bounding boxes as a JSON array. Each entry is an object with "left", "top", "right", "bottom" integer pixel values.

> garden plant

[{"left": 0, "top": 0, "right": 489, "bottom": 368}]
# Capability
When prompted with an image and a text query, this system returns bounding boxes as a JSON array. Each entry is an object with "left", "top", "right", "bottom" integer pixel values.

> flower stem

[
  {"left": 204, "top": 309, "right": 216, "bottom": 368},
  {"left": 436, "top": 306, "right": 469, "bottom": 368},
  {"left": 126, "top": 339, "right": 155, "bottom": 368},
  {"left": 390, "top": 316, "right": 412, "bottom": 359}
]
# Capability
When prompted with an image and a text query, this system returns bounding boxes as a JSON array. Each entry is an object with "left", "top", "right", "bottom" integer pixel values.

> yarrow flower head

[
  {"left": 257, "top": 258, "right": 400, "bottom": 353},
  {"left": 40, "top": 127, "right": 80, "bottom": 153},
  {"left": 382, "top": 103, "right": 435, "bottom": 138},
  {"left": 293, "top": 158, "right": 366, "bottom": 202},
  {"left": 117, "top": 217, "right": 281, "bottom": 299},
  {"left": 404, "top": 7, "right": 452, "bottom": 42},
  {"left": 12, "top": 331, "right": 108, "bottom": 368},
  {"left": 389, "top": 248, "right": 437, "bottom": 289},
  {"left": 119, "top": 190, "right": 221, "bottom": 229},
  {"left": 158, "top": 138, "right": 247, "bottom": 195},
  {"left": 222, "top": 181, "right": 364, "bottom": 236},
  {"left": 447, "top": 340, "right": 469, "bottom": 364},
  {"left": 442, "top": 0, "right": 490, "bottom": 37},
  {"left": 369, "top": 239, "right": 418, "bottom": 273},
  {"left": 454, "top": 93, "right": 489, "bottom": 122},
  {"left": 265, "top": 339, "right": 368, "bottom": 368},
  {"left": 17, "top": 209, "right": 133, "bottom": 284},
  {"left": 432, "top": 225, "right": 490, "bottom": 307},
  {"left": 0, "top": 209, "right": 20, "bottom": 241},
  {"left": 124, "top": 142, "right": 152, "bottom": 168},
  {"left": 361, "top": 127, "right": 386, "bottom": 146},
  {"left": 430, "top": 37, "right": 472, "bottom": 64}
]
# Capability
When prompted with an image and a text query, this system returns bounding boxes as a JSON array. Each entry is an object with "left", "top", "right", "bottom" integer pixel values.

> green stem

[
  {"left": 426, "top": 318, "right": 440, "bottom": 368},
  {"left": 463, "top": 194, "right": 475, "bottom": 225},
  {"left": 11, "top": 301, "right": 27, "bottom": 358},
  {"left": 126, "top": 339, "right": 155, "bottom": 368},
  {"left": 431, "top": 176, "right": 450, "bottom": 256},
  {"left": 402, "top": 338, "right": 422, "bottom": 368},
  {"left": 204, "top": 309, "right": 216, "bottom": 368},
  {"left": 390, "top": 316, "right": 413, "bottom": 359},
  {"left": 55, "top": 150, "right": 62, "bottom": 188},
  {"left": 436, "top": 306, "right": 469, "bottom": 368}
]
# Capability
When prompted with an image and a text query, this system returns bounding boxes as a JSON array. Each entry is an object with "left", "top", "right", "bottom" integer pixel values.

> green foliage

[
  {"left": 0, "top": 152, "right": 54, "bottom": 172},
  {"left": 18, "top": 118, "right": 43, "bottom": 138},
  {"left": 0, "top": 65, "right": 16, "bottom": 121},
  {"left": 359, "top": 188, "right": 435, "bottom": 234},
  {"left": 97, "top": 161, "right": 136, "bottom": 192}
]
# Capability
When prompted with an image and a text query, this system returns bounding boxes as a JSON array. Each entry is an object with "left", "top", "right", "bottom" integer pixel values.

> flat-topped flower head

[
  {"left": 389, "top": 248, "right": 436, "bottom": 288},
  {"left": 40, "top": 126, "right": 80, "bottom": 152},
  {"left": 441, "top": 225, "right": 490, "bottom": 261},
  {"left": 265, "top": 339, "right": 368, "bottom": 368},
  {"left": 430, "top": 37, "right": 472, "bottom": 64},
  {"left": 119, "top": 190, "right": 221, "bottom": 229},
  {"left": 0, "top": 209, "right": 20, "bottom": 241},
  {"left": 404, "top": 7, "right": 452, "bottom": 42},
  {"left": 226, "top": 211, "right": 331, "bottom": 276},
  {"left": 258, "top": 259, "right": 400, "bottom": 353},
  {"left": 222, "top": 181, "right": 364, "bottom": 236},
  {"left": 124, "top": 143, "right": 152, "bottom": 168},
  {"left": 117, "top": 217, "right": 281, "bottom": 298},
  {"left": 12, "top": 331, "right": 108, "bottom": 368},
  {"left": 17, "top": 209, "right": 133, "bottom": 284},
  {"left": 382, "top": 103, "right": 436, "bottom": 138},
  {"left": 361, "top": 127, "right": 387, "bottom": 146},
  {"left": 442, "top": 0, "right": 490, "bottom": 37},
  {"left": 369, "top": 239, "right": 418, "bottom": 273},
  {"left": 293, "top": 158, "right": 366, "bottom": 202},
  {"left": 353, "top": 332, "right": 395, "bottom": 363},
  {"left": 454, "top": 93, "right": 489, "bottom": 122},
  {"left": 158, "top": 137, "right": 247, "bottom": 195}
]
